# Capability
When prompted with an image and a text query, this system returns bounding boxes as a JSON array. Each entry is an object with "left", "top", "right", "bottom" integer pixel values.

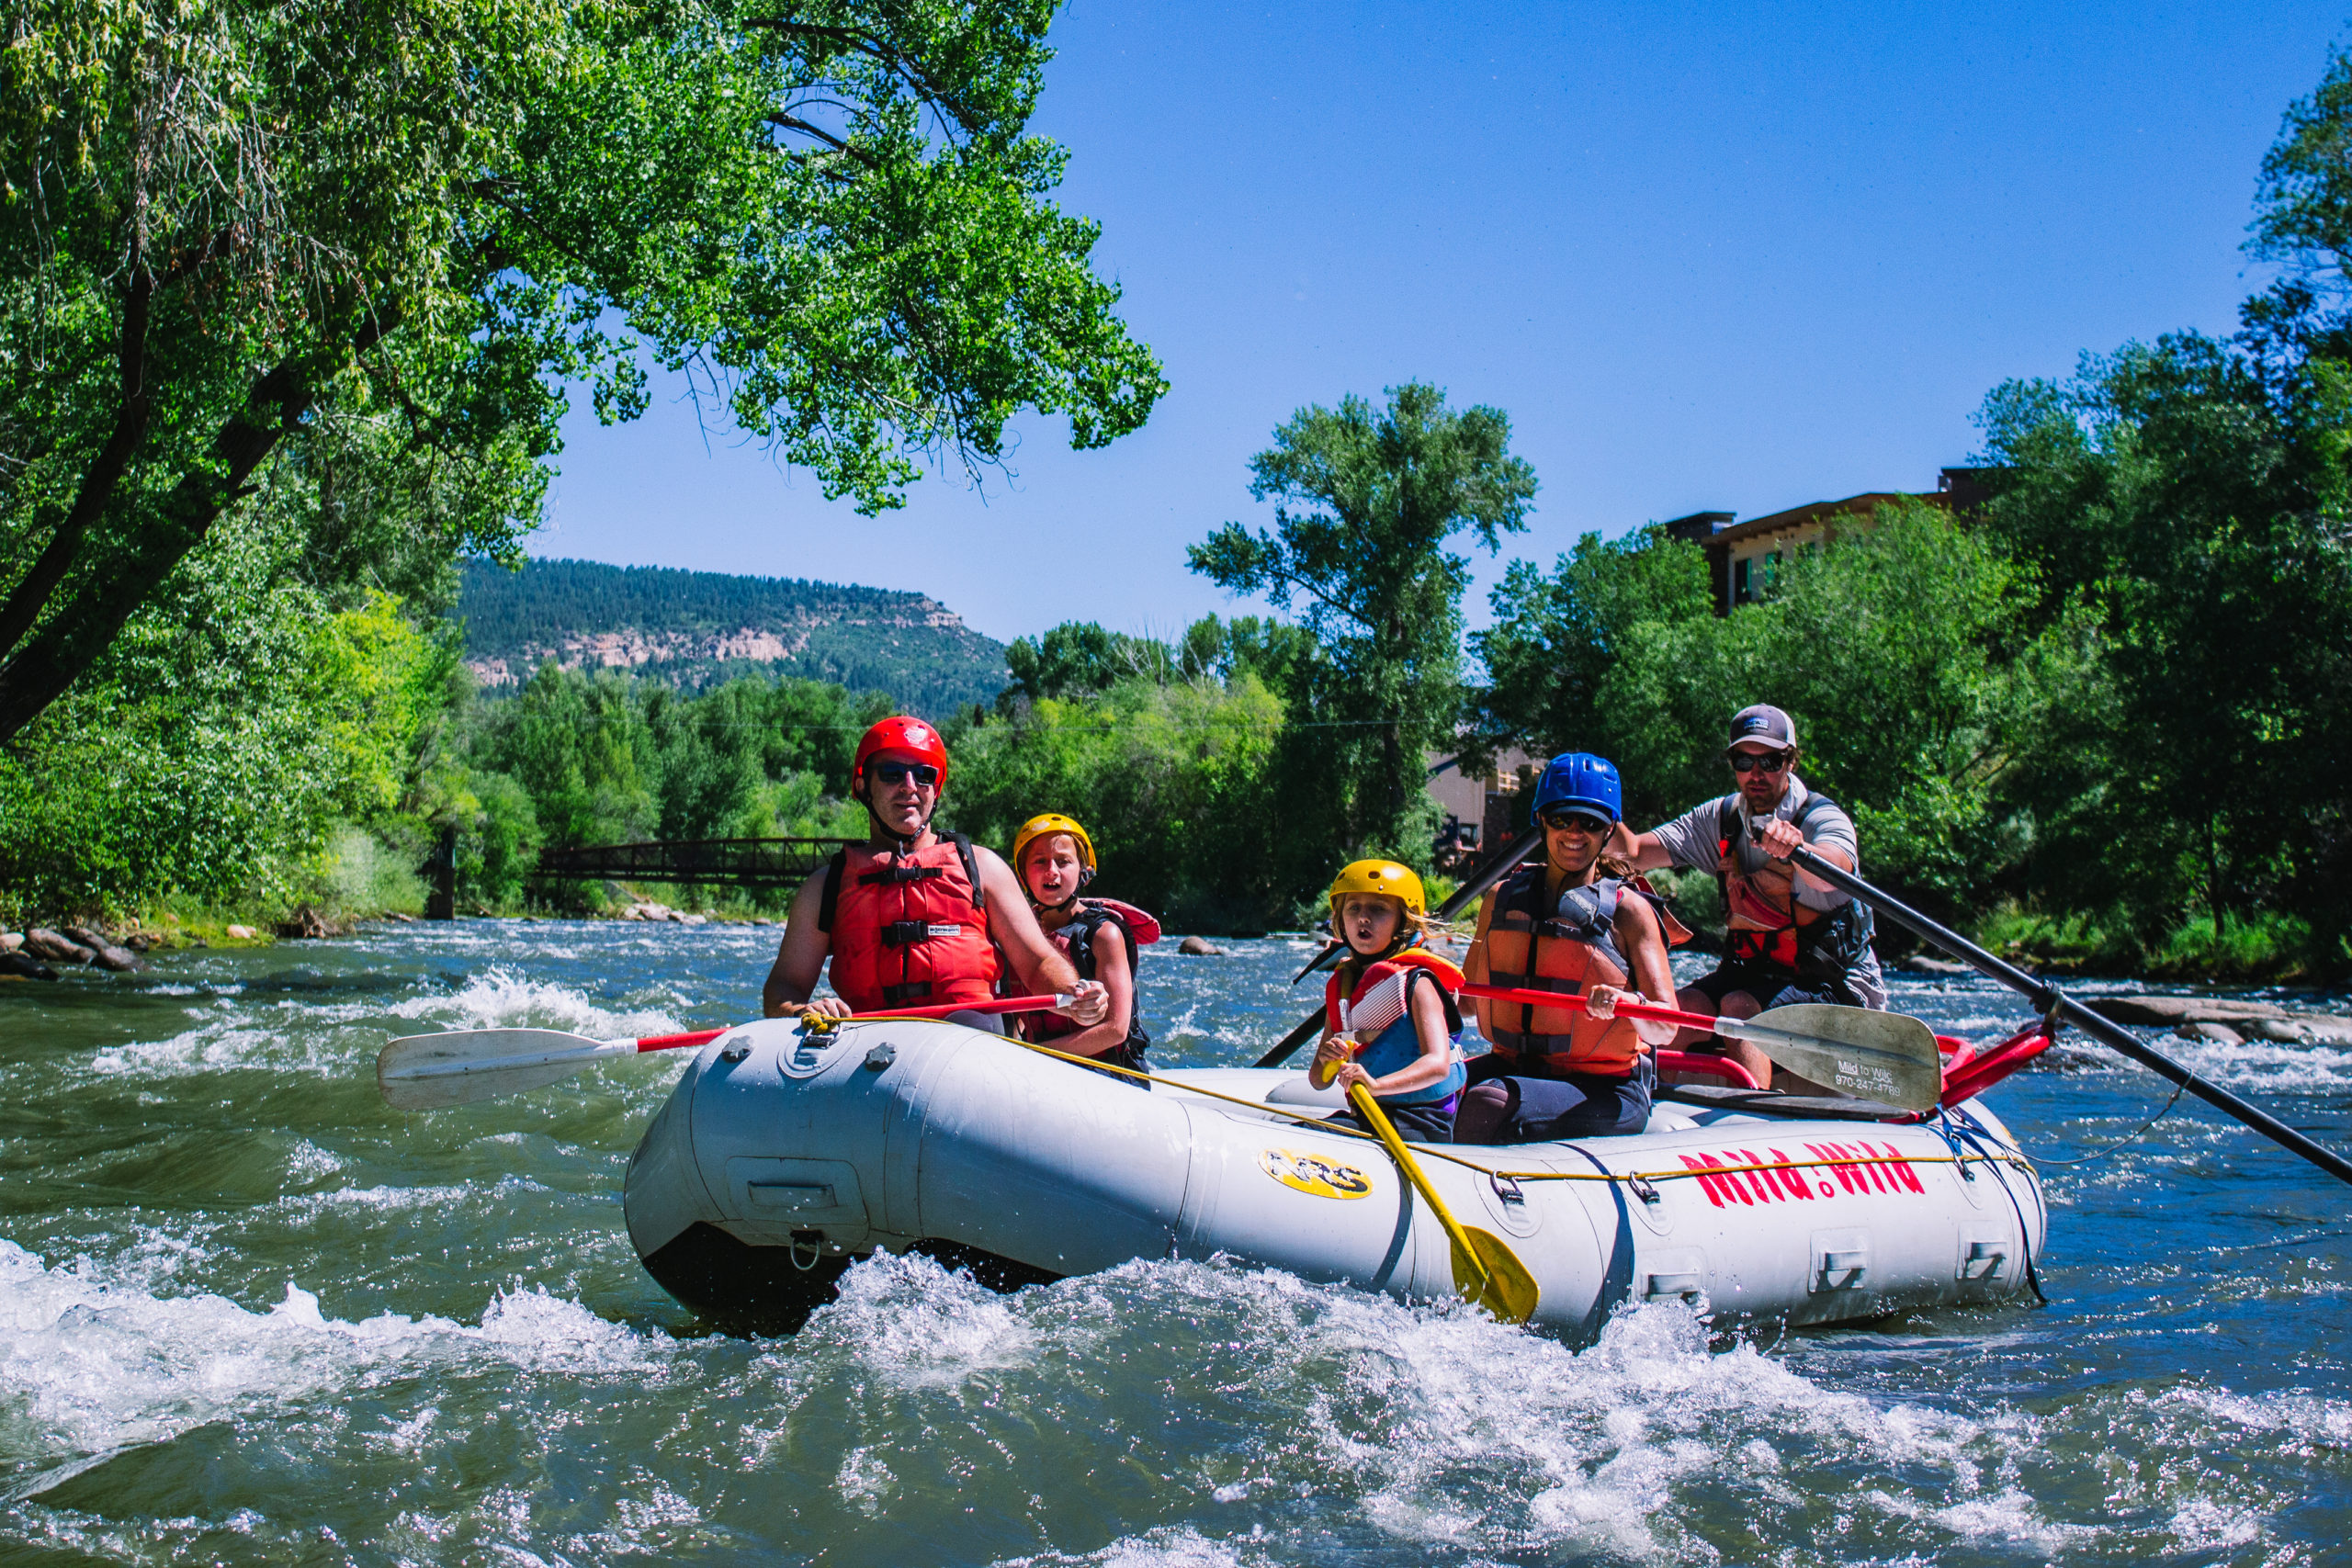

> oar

[
  {"left": 1345, "top": 1082, "right": 1540, "bottom": 1324},
  {"left": 378, "top": 995, "right": 1073, "bottom": 1111},
  {"left": 1460, "top": 983, "right": 1944, "bottom": 1112},
  {"left": 1254, "top": 824, "right": 1545, "bottom": 1068},
  {"left": 1776, "top": 841, "right": 2352, "bottom": 1187}
]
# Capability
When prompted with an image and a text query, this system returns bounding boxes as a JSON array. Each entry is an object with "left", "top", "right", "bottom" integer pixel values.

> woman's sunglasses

[
  {"left": 871, "top": 761, "right": 941, "bottom": 786},
  {"left": 1728, "top": 750, "right": 1791, "bottom": 775},
  {"left": 1540, "top": 809, "right": 1611, "bottom": 834}
]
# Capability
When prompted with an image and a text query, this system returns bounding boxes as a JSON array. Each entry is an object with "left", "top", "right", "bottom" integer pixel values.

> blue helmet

[{"left": 1531, "top": 751, "right": 1623, "bottom": 825}]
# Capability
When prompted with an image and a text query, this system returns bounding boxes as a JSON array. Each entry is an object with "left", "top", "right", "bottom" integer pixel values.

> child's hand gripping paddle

[{"left": 1308, "top": 968, "right": 1418, "bottom": 1089}]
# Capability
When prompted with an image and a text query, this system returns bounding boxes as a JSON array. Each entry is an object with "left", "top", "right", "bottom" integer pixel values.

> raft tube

[{"left": 623, "top": 1017, "right": 2047, "bottom": 1337}]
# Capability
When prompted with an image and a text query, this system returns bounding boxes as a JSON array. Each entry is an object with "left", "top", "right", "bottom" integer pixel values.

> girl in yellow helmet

[
  {"left": 1309, "top": 859, "right": 1467, "bottom": 1143},
  {"left": 1009, "top": 813, "right": 1161, "bottom": 1083}
]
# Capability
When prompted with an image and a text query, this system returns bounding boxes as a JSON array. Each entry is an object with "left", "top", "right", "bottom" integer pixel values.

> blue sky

[{"left": 532, "top": 1, "right": 2342, "bottom": 647}]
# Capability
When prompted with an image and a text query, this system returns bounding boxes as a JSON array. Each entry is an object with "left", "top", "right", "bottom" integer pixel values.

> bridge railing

[{"left": 532, "top": 837, "right": 861, "bottom": 889}]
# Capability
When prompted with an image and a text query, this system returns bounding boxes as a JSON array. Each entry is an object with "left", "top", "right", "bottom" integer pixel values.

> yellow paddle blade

[{"left": 1452, "top": 1226, "right": 1541, "bottom": 1325}]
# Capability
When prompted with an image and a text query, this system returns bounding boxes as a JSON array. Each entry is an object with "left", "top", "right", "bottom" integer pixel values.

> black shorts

[
  {"left": 1460, "top": 1053, "right": 1654, "bottom": 1142},
  {"left": 1684, "top": 962, "right": 1854, "bottom": 1014},
  {"left": 1324, "top": 1098, "right": 1456, "bottom": 1144}
]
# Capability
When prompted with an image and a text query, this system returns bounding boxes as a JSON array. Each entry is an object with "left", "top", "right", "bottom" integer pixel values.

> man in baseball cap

[{"left": 1605, "top": 704, "right": 1885, "bottom": 1089}]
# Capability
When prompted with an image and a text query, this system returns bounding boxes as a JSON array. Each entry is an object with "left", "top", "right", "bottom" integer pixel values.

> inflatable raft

[{"left": 624, "top": 1016, "right": 2049, "bottom": 1337}]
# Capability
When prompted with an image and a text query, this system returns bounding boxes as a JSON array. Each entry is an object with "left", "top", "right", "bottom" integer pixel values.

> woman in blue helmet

[{"left": 1458, "top": 751, "right": 1686, "bottom": 1142}]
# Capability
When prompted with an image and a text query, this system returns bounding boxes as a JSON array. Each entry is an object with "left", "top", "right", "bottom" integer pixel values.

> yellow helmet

[
  {"left": 1327, "top": 859, "right": 1426, "bottom": 918},
  {"left": 1012, "top": 813, "right": 1098, "bottom": 874}
]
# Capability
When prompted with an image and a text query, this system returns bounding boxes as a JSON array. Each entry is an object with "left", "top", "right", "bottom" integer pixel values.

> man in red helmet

[{"left": 762, "top": 716, "right": 1108, "bottom": 1032}]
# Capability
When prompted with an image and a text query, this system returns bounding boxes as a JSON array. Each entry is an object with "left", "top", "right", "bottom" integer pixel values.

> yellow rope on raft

[{"left": 990, "top": 1032, "right": 2035, "bottom": 1189}]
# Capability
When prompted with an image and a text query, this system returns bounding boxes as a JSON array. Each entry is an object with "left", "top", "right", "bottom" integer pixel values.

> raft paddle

[
  {"left": 377, "top": 995, "right": 1074, "bottom": 1111},
  {"left": 1775, "top": 840, "right": 2352, "bottom": 1188},
  {"left": 1458, "top": 983, "right": 1944, "bottom": 1112},
  {"left": 1345, "top": 1081, "right": 1540, "bottom": 1324},
  {"left": 1253, "top": 823, "right": 1546, "bottom": 1068}
]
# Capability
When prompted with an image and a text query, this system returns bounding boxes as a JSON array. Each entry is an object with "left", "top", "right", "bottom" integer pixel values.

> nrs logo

[{"left": 1259, "top": 1147, "right": 1374, "bottom": 1201}]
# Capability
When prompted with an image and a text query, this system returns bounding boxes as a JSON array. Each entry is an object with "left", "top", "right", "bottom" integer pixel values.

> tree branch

[
  {"left": 0, "top": 265, "right": 157, "bottom": 666},
  {"left": 0, "top": 309, "right": 399, "bottom": 745}
]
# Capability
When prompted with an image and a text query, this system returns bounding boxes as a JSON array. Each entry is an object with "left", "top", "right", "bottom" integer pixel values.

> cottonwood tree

[
  {"left": 1188, "top": 381, "right": 1534, "bottom": 871},
  {"left": 0, "top": 0, "right": 1166, "bottom": 743}
]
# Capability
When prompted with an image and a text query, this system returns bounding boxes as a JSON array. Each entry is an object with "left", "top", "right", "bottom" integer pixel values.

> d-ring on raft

[{"left": 621, "top": 1013, "right": 2049, "bottom": 1337}]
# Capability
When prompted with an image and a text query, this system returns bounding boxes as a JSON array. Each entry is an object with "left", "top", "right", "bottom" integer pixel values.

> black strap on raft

[{"left": 816, "top": 831, "right": 986, "bottom": 934}]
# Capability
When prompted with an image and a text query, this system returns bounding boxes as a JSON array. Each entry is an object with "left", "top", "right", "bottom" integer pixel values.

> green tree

[
  {"left": 1187, "top": 382, "right": 1535, "bottom": 874},
  {"left": 0, "top": 0, "right": 1163, "bottom": 743},
  {"left": 1470, "top": 522, "right": 1714, "bottom": 804}
]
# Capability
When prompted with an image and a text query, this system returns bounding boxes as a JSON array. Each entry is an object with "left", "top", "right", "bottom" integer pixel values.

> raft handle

[{"left": 1490, "top": 1172, "right": 1525, "bottom": 1207}]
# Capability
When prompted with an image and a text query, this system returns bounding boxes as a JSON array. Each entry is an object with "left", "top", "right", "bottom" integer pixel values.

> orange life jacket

[
  {"left": 1473, "top": 864, "right": 1646, "bottom": 1077},
  {"left": 819, "top": 833, "right": 1000, "bottom": 1012},
  {"left": 1714, "top": 795, "right": 1872, "bottom": 977}
]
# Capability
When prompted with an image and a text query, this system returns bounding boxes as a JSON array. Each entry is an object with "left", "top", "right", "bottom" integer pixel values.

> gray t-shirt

[
  {"left": 1645, "top": 775, "right": 1885, "bottom": 1006},
  {"left": 1646, "top": 775, "right": 1858, "bottom": 913}
]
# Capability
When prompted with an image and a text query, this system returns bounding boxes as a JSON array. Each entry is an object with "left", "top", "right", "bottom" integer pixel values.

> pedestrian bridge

[{"left": 532, "top": 837, "right": 860, "bottom": 890}]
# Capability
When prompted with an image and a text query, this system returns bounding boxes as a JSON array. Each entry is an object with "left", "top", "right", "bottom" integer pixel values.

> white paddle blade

[
  {"left": 377, "top": 1027, "right": 622, "bottom": 1111},
  {"left": 1739, "top": 1004, "right": 1944, "bottom": 1112}
]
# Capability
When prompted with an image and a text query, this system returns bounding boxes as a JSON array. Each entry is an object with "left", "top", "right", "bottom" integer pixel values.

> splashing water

[{"left": 0, "top": 919, "right": 2346, "bottom": 1563}]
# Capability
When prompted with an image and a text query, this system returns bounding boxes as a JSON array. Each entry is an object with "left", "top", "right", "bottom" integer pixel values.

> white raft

[{"left": 623, "top": 1016, "right": 2047, "bottom": 1336}]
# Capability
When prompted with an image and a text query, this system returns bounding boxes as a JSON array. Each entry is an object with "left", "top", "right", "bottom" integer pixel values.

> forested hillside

[{"left": 455, "top": 560, "right": 1011, "bottom": 715}]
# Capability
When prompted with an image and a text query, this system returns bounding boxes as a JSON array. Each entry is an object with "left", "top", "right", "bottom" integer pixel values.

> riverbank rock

[
  {"left": 1177, "top": 936, "right": 1229, "bottom": 956},
  {"left": 2240, "top": 1015, "right": 2352, "bottom": 1046},
  {"left": 2178, "top": 1021, "right": 2245, "bottom": 1046},
  {"left": 0, "top": 931, "right": 20, "bottom": 953},
  {"left": 23, "top": 929, "right": 93, "bottom": 964},
  {"left": 1, "top": 952, "right": 57, "bottom": 981},
  {"left": 224, "top": 924, "right": 259, "bottom": 941},
  {"left": 1898, "top": 954, "right": 1973, "bottom": 976},
  {"left": 2088, "top": 996, "right": 2291, "bottom": 1026},
  {"left": 277, "top": 905, "right": 349, "bottom": 940}
]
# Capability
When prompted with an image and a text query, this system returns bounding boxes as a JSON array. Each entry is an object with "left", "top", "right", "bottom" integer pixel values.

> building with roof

[{"left": 1665, "top": 468, "right": 1999, "bottom": 614}]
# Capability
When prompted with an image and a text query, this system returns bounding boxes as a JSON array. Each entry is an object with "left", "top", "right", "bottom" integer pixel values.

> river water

[{"left": 1, "top": 920, "right": 2346, "bottom": 1565}]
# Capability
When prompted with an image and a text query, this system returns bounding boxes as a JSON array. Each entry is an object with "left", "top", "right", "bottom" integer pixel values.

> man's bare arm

[
  {"left": 762, "top": 872, "right": 841, "bottom": 1018},
  {"left": 975, "top": 849, "right": 1107, "bottom": 1023},
  {"left": 1605, "top": 822, "right": 1673, "bottom": 871}
]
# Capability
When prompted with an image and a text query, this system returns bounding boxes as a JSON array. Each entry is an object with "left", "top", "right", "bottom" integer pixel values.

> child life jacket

[
  {"left": 1714, "top": 794, "right": 1875, "bottom": 982},
  {"left": 1321, "top": 948, "right": 1467, "bottom": 1107},
  {"left": 818, "top": 832, "right": 1000, "bottom": 1013},
  {"left": 1024, "top": 897, "right": 1159, "bottom": 1060},
  {"left": 1475, "top": 864, "right": 1680, "bottom": 1078}
]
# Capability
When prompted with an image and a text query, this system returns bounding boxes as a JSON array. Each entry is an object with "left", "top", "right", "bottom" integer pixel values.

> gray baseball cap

[{"left": 1725, "top": 704, "right": 1797, "bottom": 752}]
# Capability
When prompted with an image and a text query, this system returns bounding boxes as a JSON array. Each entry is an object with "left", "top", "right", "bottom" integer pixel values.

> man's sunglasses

[
  {"left": 1728, "top": 750, "right": 1792, "bottom": 774},
  {"left": 1540, "top": 809, "right": 1611, "bottom": 834},
  {"left": 871, "top": 761, "right": 941, "bottom": 786}
]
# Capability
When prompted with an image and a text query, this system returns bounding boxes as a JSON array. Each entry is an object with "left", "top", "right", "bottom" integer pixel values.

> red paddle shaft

[
  {"left": 620, "top": 996, "right": 1071, "bottom": 1055},
  {"left": 1460, "top": 982, "right": 1720, "bottom": 1033}
]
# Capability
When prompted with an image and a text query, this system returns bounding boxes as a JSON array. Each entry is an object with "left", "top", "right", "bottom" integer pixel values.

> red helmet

[{"left": 852, "top": 716, "right": 950, "bottom": 794}]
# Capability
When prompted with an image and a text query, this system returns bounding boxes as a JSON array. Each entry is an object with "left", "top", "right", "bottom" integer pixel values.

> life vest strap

[
  {"left": 880, "top": 980, "right": 933, "bottom": 1004},
  {"left": 859, "top": 863, "right": 944, "bottom": 886}
]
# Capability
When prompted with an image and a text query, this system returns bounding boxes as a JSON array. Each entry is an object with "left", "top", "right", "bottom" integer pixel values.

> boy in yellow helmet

[{"left": 1009, "top": 813, "right": 1162, "bottom": 1081}]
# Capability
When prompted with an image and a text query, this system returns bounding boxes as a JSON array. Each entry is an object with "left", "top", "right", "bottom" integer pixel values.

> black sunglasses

[
  {"left": 1540, "top": 809, "right": 1611, "bottom": 834},
  {"left": 1728, "top": 750, "right": 1791, "bottom": 775},
  {"left": 871, "top": 761, "right": 941, "bottom": 786}
]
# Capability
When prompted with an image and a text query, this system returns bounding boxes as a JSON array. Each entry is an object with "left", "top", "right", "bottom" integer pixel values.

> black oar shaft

[
  {"left": 1251, "top": 823, "right": 1545, "bottom": 1069},
  {"left": 1781, "top": 842, "right": 2352, "bottom": 1189}
]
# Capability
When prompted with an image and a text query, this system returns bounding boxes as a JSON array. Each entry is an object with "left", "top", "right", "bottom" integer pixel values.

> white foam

[{"left": 0, "top": 1238, "right": 666, "bottom": 1491}]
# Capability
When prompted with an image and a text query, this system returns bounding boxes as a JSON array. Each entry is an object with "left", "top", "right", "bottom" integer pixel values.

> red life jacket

[
  {"left": 819, "top": 833, "right": 1000, "bottom": 1012},
  {"left": 1324, "top": 948, "right": 1465, "bottom": 1035}
]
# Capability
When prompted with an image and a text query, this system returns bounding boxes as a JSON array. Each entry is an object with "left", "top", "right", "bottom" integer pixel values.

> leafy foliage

[
  {"left": 0, "top": 0, "right": 1163, "bottom": 742},
  {"left": 1189, "top": 382, "right": 1534, "bottom": 867}
]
